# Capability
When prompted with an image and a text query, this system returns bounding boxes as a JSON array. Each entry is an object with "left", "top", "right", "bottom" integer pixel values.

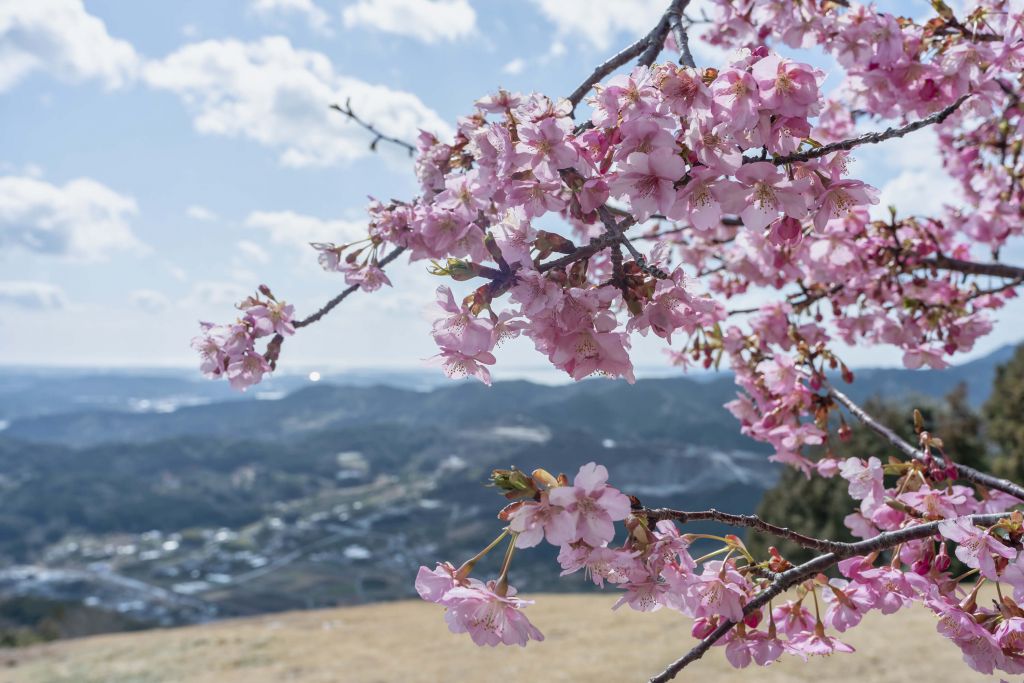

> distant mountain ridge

[
  {"left": 0, "top": 344, "right": 1016, "bottom": 631},
  {"left": 1, "top": 344, "right": 1014, "bottom": 448}
]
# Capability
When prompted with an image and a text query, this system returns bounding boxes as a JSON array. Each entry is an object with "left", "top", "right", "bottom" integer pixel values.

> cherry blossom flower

[
  {"left": 732, "top": 162, "right": 810, "bottom": 232},
  {"left": 938, "top": 517, "right": 1017, "bottom": 578},
  {"left": 507, "top": 492, "right": 565, "bottom": 548},
  {"left": 609, "top": 149, "right": 687, "bottom": 220},
  {"left": 442, "top": 582, "right": 544, "bottom": 646},
  {"left": 546, "top": 462, "right": 631, "bottom": 546}
]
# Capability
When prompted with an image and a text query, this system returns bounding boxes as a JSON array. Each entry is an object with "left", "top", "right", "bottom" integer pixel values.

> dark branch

[
  {"left": 567, "top": 0, "right": 689, "bottom": 112},
  {"left": 922, "top": 254, "right": 1024, "bottom": 280},
  {"left": 830, "top": 386, "right": 1024, "bottom": 501},
  {"left": 537, "top": 233, "right": 622, "bottom": 273},
  {"left": 666, "top": 0, "right": 696, "bottom": 68},
  {"left": 644, "top": 508, "right": 847, "bottom": 553},
  {"left": 295, "top": 246, "right": 407, "bottom": 328},
  {"left": 766, "top": 94, "right": 970, "bottom": 166},
  {"left": 330, "top": 100, "right": 417, "bottom": 156},
  {"left": 648, "top": 511, "right": 1008, "bottom": 683}
]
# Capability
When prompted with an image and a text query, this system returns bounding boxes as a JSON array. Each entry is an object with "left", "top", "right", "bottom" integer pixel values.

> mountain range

[{"left": 0, "top": 345, "right": 1016, "bottom": 641}]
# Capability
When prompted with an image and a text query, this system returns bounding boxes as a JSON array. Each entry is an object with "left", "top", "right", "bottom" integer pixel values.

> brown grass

[{"left": 1, "top": 593, "right": 1005, "bottom": 683}]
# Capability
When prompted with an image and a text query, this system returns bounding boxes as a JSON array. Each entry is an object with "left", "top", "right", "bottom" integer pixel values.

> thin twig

[
  {"left": 644, "top": 508, "right": 847, "bottom": 553},
  {"left": 766, "top": 94, "right": 970, "bottom": 166},
  {"left": 330, "top": 100, "right": 416, "bottom": 156},
  {"left": 295, "top": 246, "right": 407, "bottom": 328}
]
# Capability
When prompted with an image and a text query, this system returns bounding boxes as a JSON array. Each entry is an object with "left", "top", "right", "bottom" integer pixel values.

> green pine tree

[{"left": 984, "top": 345, "right": 1024, "bottom": 482}]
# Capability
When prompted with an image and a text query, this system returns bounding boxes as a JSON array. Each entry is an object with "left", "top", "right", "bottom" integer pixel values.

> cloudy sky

[{"left": 1, "top": 0, "right": 1020, "bottom": 377}]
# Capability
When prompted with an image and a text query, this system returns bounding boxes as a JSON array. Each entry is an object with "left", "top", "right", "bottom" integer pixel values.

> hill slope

[{"left": 3, "top": 594, "right": 1001, "bottom": 683}]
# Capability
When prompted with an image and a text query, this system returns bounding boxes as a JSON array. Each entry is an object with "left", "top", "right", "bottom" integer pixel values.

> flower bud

[
  {"left": 934, "top": 542, "right": 952, "bottom": 572},
  {"left": 691, "top": 617, "right": 716, "bottom": 639},
  {"left": 531, "top": 468, "right": 558, "bottom": 488},
  {"left": 489, "top": 467, "right": 538, "bottom": 499}
]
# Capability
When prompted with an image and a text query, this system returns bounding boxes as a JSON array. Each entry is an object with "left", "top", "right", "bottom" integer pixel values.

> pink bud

[
  {"left": 691, "top": 617, "right": 716, "bottom": 639},
  {"left": 934, "top": 542, "right": 952, "bottom": 572}
]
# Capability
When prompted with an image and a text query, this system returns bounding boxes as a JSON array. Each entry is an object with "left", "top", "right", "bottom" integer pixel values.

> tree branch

[
  {"left": 766, "top": 94, "right": 970, "bottom": 166},
  {"left": 567, "top": 0, "right": 689, "bottom": 113},
  {"left": 644, "top": 508, "right": 848, "bottom": 553},
  {"left": 921, "top": 254, "right": 1024, "bottom": 280},
  {"left": 537, "top": 233, "right": 623, "bottom": 273},
  {"left": 830, "top": 386, "right": 1024, "bottom": 501},
  {"left": 666, "top": 0, "right": 696, "bottom": 68},
  {"left": 647, "top": 512, "right": 1008, "bottom": 683},
  {"left": 330, "top": 100, "right": 417, "bottom": 156},
  {"left": 295, "top": 245, "right": 407, "bottom": 329}
]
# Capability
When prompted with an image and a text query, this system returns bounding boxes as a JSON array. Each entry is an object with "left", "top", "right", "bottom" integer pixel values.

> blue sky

[{"left": 1, "top": 0, "right": 1020, "bottom": 377}]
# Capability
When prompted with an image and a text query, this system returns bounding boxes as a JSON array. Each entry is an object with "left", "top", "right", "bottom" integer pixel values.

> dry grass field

[{"left": 1, "top": 593, "right": 1007, "bottom": 683}]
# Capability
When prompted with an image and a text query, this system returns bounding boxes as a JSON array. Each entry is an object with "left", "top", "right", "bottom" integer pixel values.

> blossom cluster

[
  {"left": 191, "top": 287, "right": 294, "bottom": 391},
  {"left": 192, "top": 2, "right": 1024, "bottom": 675},
  {"left": 418, "top": 460, "right": 1024, "bottom": 675}
]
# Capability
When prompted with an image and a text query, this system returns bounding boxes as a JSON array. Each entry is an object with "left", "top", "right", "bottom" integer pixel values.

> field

[{"left": 1, "top": 593, "right": 1005, "bottom": 683}]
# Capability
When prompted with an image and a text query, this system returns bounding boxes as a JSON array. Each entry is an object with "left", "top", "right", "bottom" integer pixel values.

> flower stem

[
  {"left": 456, "top": 528, "right": 509, "bottom": 580},
  {"left": 495, "top": 532, "right": 520, "bottom": 597}
]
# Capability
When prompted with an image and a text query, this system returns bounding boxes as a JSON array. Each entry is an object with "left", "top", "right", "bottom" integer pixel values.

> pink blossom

[
  {"left": 677, "top": 561, "right": 748, "bottom": 622},
  {"left": 820, "top": 578, "right": 874, "bottom": 632},
  {"left": 415, "top": 562, "right": 463, "bottom": 604},
  {"left": 546, "top": 462, "right": 631, "bottom": 546},
  {"left": 751, "top": 54, "right": 821, "bottom": 117},
  {"left": 225, "top": 350, "right": 270, "bottom": 391},
  {"left": 609, "top": 149, "right": 686, "bottom": 221},
  {"left": 344, "top": 264, "right": 392, "bottom": 292},
  {"left": 442, "top": 582, "right": 544, "bottom": 646},
  {"left": 812, "top": 180, "right": 879, "bottom": 231},
  {"left": 507, "top": 492, "right": 565, "bottom": 548},
  {"left": 938, "top": 517, "right": 1016, "bottom": 578},
  {"left": 247, "top": 300, "right": 295, "bottom": 337},
  {"left": 433, "top": 347, "right": 496, "bottom": 385},
  {"left": 838, "top": 457, "right": 885, "bottom": 510},
  {"left": 557, "top": 542, "right": 638, "bottom": 587},
  {"left": 549, "top": 329, "right": 636, "bottom": 383},
  {"left": 733, "top": 162, "right": 810, "bottom": 232},
  {"left": 784, "top": 630, "right": 855, "bottom": 659},
  {"left": 711, "top": 67, "right": 760, "bottom": 132},
  {"left": 516, "top": 117, "right": 578, "bottom": 181},
  {"left": 725, "top": 629, "right": 785, "bottom": 668},
  {"left": 432, "top": 286, "right": 494, "bottom": 356}
]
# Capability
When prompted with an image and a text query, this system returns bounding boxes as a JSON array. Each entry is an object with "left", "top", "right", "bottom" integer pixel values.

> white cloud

[
  {"left": 0, "top": 0, "right": 140, "bottom": 92},
  {"left": 0, "top": 281, "right": 67, "bottom": 310},
  {"left": 502, "top": 58, "right": 525, "bottom": 75},
  {"left": 528, "top": 0, "right": 665, "bottom": 50},
  {"left": 186, "top": 204, "right": 218, "bottom": 222},
  {"left": 186, "top": 281, "right": 249, "bottom": 307},
  {"left": 852, "top": 128, "right": 963, "bottom": 220},
  {"left": 143, "top": 36, "right": 451, "bottom": 167},
  {"left": 244, "top": 210, "right": 366, "bottom": 250},
  {"left": 249, "top": 0, "right": 332, "bottom": 35},
  {"left": 237, "top": 239, "right": 271, "bottom": 264},
  {"left": 342, "top": 0, "right": 476, "bottom": 43},
  {"left": 130, "top": 289, "right": 171, "bottom": 313},
  {"left": 0, "top": 175, "right": 144, "bottom": 259}
]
